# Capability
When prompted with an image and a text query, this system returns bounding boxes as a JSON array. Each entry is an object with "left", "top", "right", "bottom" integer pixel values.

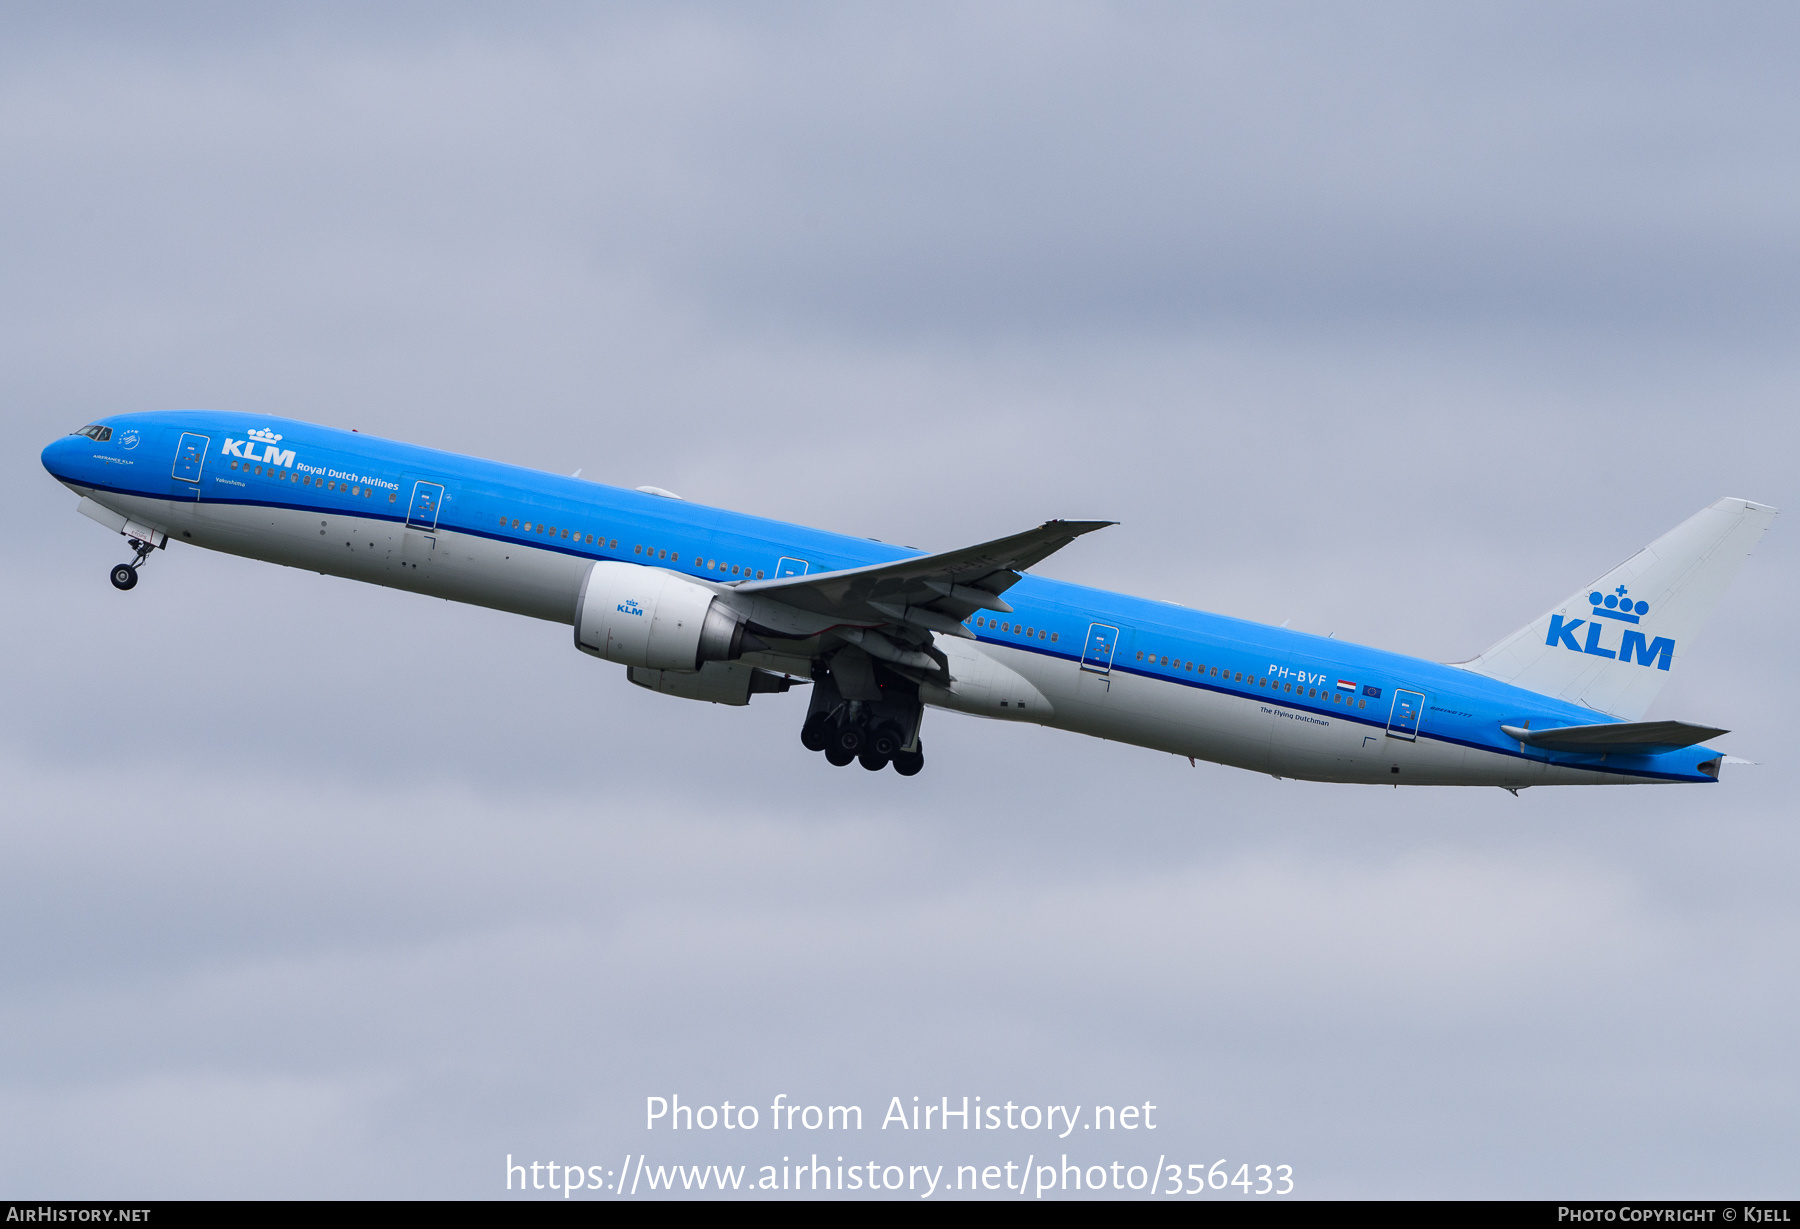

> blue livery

[{"left": 42, "top": 411, "right": 1776, "bottom": 786}]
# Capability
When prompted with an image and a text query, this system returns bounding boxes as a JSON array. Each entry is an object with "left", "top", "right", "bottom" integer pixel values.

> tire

[
  {"left": 892, "top": 746, "right": 924, "bottom": 776},
  {"left": 869, "top": 722, "right": 903, "bottom": 758},
  {"left": 832, "top": 724, "right": 864, "bottom": 756},
  {"left": 110, "top": 564, "right": 138, "bottom": 591},
  {"left": 824, "top": 744, "right": 856, "bottom": 767},
  {"left": 800, "top": 714, "right": 830, "bottom": 752},
  {"left": 858, "top": 751, "right": 888, "bottom": 772}
]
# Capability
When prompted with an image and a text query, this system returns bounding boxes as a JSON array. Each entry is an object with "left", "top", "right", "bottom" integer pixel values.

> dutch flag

[{"left": 1336, "top": 678, "right": 1356, "bottom": 692}]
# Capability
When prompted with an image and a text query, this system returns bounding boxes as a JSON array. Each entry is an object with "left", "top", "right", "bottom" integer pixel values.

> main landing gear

[
  {"left": 802, "top": 712, "right": 924, "bottom": 775},
  {"left": 798, "top": 649, "right": 928, "bottom": 775},
  {"left": 110, "top": 538, "right": 155, "bottom": 591}
]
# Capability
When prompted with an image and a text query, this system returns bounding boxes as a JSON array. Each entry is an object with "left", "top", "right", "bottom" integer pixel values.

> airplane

[{"left": 42, "top": 411, "right": 1776, "bottom": 787}]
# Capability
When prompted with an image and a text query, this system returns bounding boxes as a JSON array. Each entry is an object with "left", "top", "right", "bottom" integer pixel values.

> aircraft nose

[{"left": 41, "top": 433, "right": 81, "bottom": 479}]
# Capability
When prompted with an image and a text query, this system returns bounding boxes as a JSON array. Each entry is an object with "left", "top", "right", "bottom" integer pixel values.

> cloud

[{"left": 2, "top": 1, "right": 1796, "bottom": 1198}]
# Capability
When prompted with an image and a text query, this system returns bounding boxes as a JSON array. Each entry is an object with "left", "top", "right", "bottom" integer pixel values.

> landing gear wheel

[
  {"left": 858, "top": 751, "right": 888, "bottom": 771},
  {"left": 800, "top": 714, "right": 830, "bottom": 752},
  {"left": 110, "top": 564, "right": 138, "bottom": 591},
  {"left": 824, "top": 744, "right": 856, "bottom": 767},
  {"left": 831, "top": 724, "right": 864, "bottom": 757},
  {"left": 869, "top": 722, "right": 903, "bottom": 759},
  {"left": 892, "top": 744, "right": 924, "bottom": 776}
]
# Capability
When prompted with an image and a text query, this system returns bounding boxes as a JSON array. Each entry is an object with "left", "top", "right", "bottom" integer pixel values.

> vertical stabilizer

[{"left": 1459, "top": 497, "right": 1777, "bottom": 719}]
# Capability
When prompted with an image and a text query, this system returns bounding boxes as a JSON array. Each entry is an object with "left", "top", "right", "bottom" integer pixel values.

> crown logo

[
  {"left": 1588, "top": 584, "right": 1648, "bottom": 624},
  {"left": 247, "top": 427, "right": 283, "bottom": 443}
]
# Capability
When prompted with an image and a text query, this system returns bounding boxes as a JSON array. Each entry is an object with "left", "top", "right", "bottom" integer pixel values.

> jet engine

[{"left": 574, "top": 560, "right": 756, "bottom": 672}]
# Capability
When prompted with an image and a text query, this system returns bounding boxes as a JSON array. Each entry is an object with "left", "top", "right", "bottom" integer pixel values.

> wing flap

[{"left": 732, "top": 519, "right": 1114, "bottom": 625}]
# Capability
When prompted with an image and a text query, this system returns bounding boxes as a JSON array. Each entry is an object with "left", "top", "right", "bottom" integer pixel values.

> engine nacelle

[
  {"left": 628, "top": 662, "right": 798, "bottom": 706},
  {"left": 574, "top": 561, "right": 750, "bottom": 672}
]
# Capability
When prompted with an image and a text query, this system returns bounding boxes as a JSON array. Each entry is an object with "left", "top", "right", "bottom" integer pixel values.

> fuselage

[{"left": 42, "top": 411, "right": 1724, "bottom": 786}]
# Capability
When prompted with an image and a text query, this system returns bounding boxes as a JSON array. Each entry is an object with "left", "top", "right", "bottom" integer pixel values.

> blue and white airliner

[{"left": 42, "top": 411, "right": 1775, "bottom": 785}]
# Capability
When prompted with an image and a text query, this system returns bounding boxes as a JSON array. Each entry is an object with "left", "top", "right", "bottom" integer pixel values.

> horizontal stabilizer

[{"left": 1499, "top": 719, "right": 1728, "bottom": 756}]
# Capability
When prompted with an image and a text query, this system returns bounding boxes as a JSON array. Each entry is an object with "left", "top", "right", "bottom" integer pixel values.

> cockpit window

[{"left": 70, "top": 424, "right": 112, "bottom": 442}]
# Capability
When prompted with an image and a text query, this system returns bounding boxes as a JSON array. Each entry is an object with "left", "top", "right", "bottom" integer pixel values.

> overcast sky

[{"left": 2, "top": 2, "right": 1796, "bottom": 1199}]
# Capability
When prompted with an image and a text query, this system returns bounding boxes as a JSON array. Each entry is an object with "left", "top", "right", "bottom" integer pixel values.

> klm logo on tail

[{"left": 1545, "top": 586, "right": 1674, "bottom": 670}]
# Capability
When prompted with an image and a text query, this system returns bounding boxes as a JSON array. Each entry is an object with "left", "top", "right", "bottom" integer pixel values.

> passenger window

[
  {"left": 1050, "top": 632, "right": 1057, "bottom": 642},
  {"left": 731, "top": 564, "right": 740, "bottom": 575},
  {"left": 586, "top": 534, "right": 594, "bottom": 544},
  {"left": 756, "top": 570, "right": 764, "bottom": 578},
  {"left": 1358, "top": 699, "right": 1366, "bottom": 709},
  {"left": 609, "top": 539, "right": 618, "bottom": 549},
  {"left": 1027, "top": 628, "right": 1035, "bottom": 637},
  {"left": 671, "top": 553, "right": 680, "bottom": 563},
  {"left": 561, "top": 529, "right": 568, "bottom": 539},
  {"left": 1135, "top": 650, "right": 1143, "bottom": 660},
  {"left": 1308, "top": 687, "right": 1316, "bottom": 697}
]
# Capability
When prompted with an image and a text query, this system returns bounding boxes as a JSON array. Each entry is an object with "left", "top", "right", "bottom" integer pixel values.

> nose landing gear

[{"left": 110, "top": 537, "right": 156, "bottom": 591}]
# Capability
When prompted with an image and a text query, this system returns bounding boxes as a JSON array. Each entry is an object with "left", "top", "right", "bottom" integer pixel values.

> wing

[
  {"left": 1498, "top": 719, "right": 1728, "bottom": 756},
  {"left": 733, "top": 519, "right": 1115, "bottom": 633}
]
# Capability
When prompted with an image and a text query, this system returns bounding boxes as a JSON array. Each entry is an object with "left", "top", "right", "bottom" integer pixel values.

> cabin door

[
  {"left": 1386, "top": 689, "right": 1425, "bottom": 740},
  {"left": 407, "top": 481, "right": 445, "bottom": 530},
  {"left": 1077, "top": 622, "right": 1121, "bottom": 697},
  {"left": 171, "top": 432, "right": 209, "bottom": 497}
]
